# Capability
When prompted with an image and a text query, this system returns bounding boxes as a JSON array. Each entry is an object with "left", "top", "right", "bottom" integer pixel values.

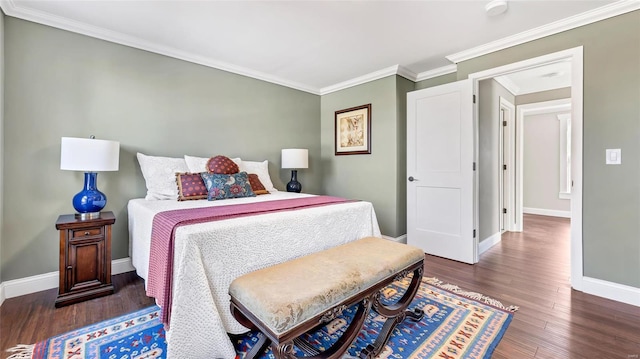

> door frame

[
  {"left": 499, "top": 97, "right": 516, "bottom": 232},
  {"left": 468, "top": 46, "right": 584, "bottom": 290}
]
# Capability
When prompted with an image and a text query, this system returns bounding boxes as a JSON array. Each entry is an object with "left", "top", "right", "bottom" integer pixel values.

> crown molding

[
  {"left": 2, "top": 0, "right": 635, "bottom": 96},
  {"left": 446, "top": 0, "right": 640, "bottom": 64},
  {"left": 415, "top": 64, "right": 458, "bottom": 82},
  {"left": 396, "top": 66, "right": 418, "bottom": 82},
  {"left": 0, "top": 0, "right": 321, "bottom": 95},
  {"left": 320, "top": 65, "right": 403, "bottom": 95},
  {"left": 493, "top": 76, "right": 520, "bottom": 95}
]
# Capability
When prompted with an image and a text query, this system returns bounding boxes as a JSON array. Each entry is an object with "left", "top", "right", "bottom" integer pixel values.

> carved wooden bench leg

[
  {"left": 273, "top": 296, "right": 373, "bottom": 359},
  {"left": 359, "top": 266, "right": 425, "bottom": 359}
]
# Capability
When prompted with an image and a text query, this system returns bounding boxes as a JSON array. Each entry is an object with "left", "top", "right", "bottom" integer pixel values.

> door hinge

[
  {"left": 503, "top": 208, "right": 507, "bottom": 214},
  {"left": 473, "top": 229, "right": 476, "bottom": 238},
  {"left": 503, "top": 120, "right": 507, "bottom": 126},
  {"left": 473, "top": 162, "right": 476, "bottom": 171},
  {"left": 503, "top": 164, "right": 507, "bottom": 170},
  {"left": 473, "top": 94, "right": 476, "bottom": 103}
]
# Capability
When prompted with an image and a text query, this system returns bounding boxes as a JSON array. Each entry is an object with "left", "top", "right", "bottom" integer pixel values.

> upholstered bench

[{"left": 229, "top": 236, "right": 425, "bottom": 359}]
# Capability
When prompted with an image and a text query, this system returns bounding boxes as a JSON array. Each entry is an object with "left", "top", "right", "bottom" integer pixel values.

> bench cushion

[{"left": 229, "top": 236, "right": 424, "bottom": 335}]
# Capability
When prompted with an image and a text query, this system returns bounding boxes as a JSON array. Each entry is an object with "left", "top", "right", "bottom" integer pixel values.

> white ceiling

[
  {"left": 1, "top": 0, "right": 635, "bottom": 94},
  {"left": 495, "top": 60, "right": 573, "bottom": 95}
]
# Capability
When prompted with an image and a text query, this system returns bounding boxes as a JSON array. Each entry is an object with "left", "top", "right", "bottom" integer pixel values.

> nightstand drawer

[{"left": 71, "top": 227, "right": 103, "bottom": 238}]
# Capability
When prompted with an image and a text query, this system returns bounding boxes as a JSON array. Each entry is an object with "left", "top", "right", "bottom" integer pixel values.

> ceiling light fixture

[
  {"left": 485, "top": 0, "right": 508, "bottom": 17},
  {"left": 542, "top": 71, "right": 565, "bottom": 78}
]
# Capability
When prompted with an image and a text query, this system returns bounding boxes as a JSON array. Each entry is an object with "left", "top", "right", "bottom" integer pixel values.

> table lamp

[
  {"left": 281, "top": 149, "right": 308, "bottom": 193},
  {"left": 60, "top": 136, "right": 120, "bottom": 219}
]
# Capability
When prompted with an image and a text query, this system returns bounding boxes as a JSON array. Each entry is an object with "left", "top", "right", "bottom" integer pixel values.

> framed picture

[{"left": 335, "top": 104, "right": 371, "bottom": 155}]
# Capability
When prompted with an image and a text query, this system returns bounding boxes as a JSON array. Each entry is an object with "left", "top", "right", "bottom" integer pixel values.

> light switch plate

[{"left": 606, "top": 149, "right": 621, "bottom": 165}]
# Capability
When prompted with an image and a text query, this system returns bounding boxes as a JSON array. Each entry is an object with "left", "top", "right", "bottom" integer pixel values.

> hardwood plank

[{"left": 1, "top": 214, "right": 639, "bottom": 359}]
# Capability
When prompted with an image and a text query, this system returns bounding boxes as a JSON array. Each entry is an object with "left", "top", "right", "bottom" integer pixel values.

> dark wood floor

[{"left": 1, "top": 214, "right": 639, "bottom": 358}]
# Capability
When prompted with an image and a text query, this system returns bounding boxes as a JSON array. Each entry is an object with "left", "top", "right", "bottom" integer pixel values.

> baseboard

[
  {"left": 382, "top": 234, "right": 407, "bottom": 244},
  {"left": 112, "top": 257, "right": 136, "bottom": 274},
  {"left": 0, "top": 257, "right": 135, "bottom": 304},
  {"left": 478, "top": 232, "right": 502, "bottom": 255},
  {"left": 523, "top": 207, "right": 571, "bottom": 218},
  {"left": 581, "top": 276, "right": 640, "bottom": 307}
]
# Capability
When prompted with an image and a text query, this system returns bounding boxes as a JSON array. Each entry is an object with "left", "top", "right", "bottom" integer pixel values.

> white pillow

[
  {"left": 137, "top": 153, "right": 189, "bottom": 200},
  {"left": 184, "top": 155, "right": 242, "bottom": 173},
  {"left": 240, "top": 160, "right": 277, "bottom": 192}
]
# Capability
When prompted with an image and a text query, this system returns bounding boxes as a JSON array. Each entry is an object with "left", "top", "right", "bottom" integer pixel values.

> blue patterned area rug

[{"left": 6, "top": 277, "right": 517, "bottom": 359}]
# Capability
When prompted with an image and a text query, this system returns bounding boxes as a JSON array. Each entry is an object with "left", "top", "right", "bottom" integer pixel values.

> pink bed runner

[{"left": 146, "top": 195, "right": 353, "bottom": 326}]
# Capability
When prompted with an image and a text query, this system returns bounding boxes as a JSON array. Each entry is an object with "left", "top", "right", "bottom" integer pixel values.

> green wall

[
  {"left": 516, "top": 87, "right": 571, "bottom": 105},
  {"left": 478, "top": 79, "right": 514, "bottom": 242},
  {"left": 321, "top": 76, "right": 412, "bottom": 237},
  {"left": 395, "top": 77, "right": 414, "bottom": 237},
  {"left": 2, "top": 9, "right": 639, "bottom": 291},
  {"left": 414, "top": 73, "right": 457, "bottom": 91},
  {"left": 416, "top": 11, "right": 640, "bottom": 287},
  {"left": 458, "top": 10, "right": 640, "bottom": 288},
  {"left": 1, "top": 18, "right": 320, "bottom": 281}
]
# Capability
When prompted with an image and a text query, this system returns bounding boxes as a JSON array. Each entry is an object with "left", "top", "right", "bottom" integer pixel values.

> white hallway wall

[{"left": 523, "top": 110, "right": 571, "bottom": 215}]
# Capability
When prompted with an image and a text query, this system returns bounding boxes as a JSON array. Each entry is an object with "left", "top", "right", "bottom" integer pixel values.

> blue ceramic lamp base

[
  {"left": 286, "top": 170, "right": 302, "bottom": 193},
  {"left": 73, "top": 172, "right": 107, "bottom": 220}
]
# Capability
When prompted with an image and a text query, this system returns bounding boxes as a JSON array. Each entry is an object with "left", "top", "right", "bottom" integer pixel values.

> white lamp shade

[
  {"left": 281, "top": 149, "right": 308, "bottom": 169},
  {"left": 60, "top": 137, "right": 120, "bottom": 171}
]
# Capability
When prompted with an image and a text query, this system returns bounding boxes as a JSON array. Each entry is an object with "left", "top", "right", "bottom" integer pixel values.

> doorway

[{"left": 469, "top": 46, "right": 584, "bottom": 290}]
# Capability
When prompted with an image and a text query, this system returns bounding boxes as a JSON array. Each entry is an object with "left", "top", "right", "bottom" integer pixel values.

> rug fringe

[
  {"left": 423, "top": 277, "right": 519, "bottom": 312},
  {"left": 5, "top": 344, "right": 34, "bottom": 359}
]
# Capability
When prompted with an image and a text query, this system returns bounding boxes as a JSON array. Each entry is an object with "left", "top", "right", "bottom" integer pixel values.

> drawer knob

[{"left": 84, "top": 231, "right": 90, "bottom": 236}]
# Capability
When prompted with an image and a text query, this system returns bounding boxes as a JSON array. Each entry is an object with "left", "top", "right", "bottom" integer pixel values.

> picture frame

[{"left": 334, "top": 104, "right": 371, "bottom": 155}]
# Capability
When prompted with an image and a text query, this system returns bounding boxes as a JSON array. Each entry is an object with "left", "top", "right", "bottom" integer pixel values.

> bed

[{"left": 128, "top": 191, "right": 381, "bottom": 359}]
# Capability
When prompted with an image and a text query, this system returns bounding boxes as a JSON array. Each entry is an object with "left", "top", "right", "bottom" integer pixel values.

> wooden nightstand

[{"left": 55, "top": 211, "right": 115, "bottom": 307}]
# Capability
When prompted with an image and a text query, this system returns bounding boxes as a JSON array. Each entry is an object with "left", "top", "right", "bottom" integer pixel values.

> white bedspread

[{"left": 128, "top": 192, "right": 381, "bottom": 359}]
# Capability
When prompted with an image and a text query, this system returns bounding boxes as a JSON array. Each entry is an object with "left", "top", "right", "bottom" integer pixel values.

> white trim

[
  {"left": 0, "top": 258, "right": 135, "bottom": 303},
  {"left": 582, "top": 277, "right": 640, "bottom": 307},
  {"left": 112, "top": 257, "right": 135, "bottom": 274},
  {"left": 396, "top": 66, "right": 418, "bottom": 82},
  {"left": 517, "top": 98, "right": 572, "bottom": 231},
  {"left": 499, "top": 97, "right": 516, "bottom": 232},
  {"left": 559, "top": 192, "right": 572, "bottom": 200},
  {"left": 478, "top": 232, "right": 502, "bottom": 255},
  {"left": 2, "top": 271, "right": 58, "bottom": 300},
  {"left": 494, "top": 76, "right": 520, "bottom": 95},
  {"left": 382, "top": 234, "right": 408, "bottom": 244},
  {"left": 523, "top": 207, "right": 571, "bottom": 218},
  {"left": 468, "top": 46, "right": 584, "bottom": 292},
  {"left": 446, "top": 1, "right": 640, "bottom": 64},
  {"left": 0, "top": 0, "right": 635, "bottom": 95},
  {"left": 319, "top": 65, "right": 405, "bottom": 95},
  {"left": 415, "top": 65, "right": 458, "bottom": 82},
  {"left": 0, "top": 0, "right": 320, "bottom": 95}
]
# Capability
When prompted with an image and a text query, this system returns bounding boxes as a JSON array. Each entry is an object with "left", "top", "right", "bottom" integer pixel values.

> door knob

[{"left": 408, "top": 176, "right": 416, "bottom": 182}]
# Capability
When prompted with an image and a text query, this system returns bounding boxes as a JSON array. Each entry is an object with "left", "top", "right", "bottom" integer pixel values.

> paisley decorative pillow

[
  {"left": 207, "top": 155, "right": 240, "bottom": 174},
  {"left": 201, "top": 172, "right": 256, "bottom": 200},
  {"left": 176, "top": 173, "right": 208, "bottom": 201},
  {"left": 247, "top": 173, "right": 269, "bottom": 195}
]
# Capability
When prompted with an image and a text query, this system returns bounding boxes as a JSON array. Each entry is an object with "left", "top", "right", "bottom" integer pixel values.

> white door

[{"left": 407, "top": 79, "right": 476, "bottom": 264}]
